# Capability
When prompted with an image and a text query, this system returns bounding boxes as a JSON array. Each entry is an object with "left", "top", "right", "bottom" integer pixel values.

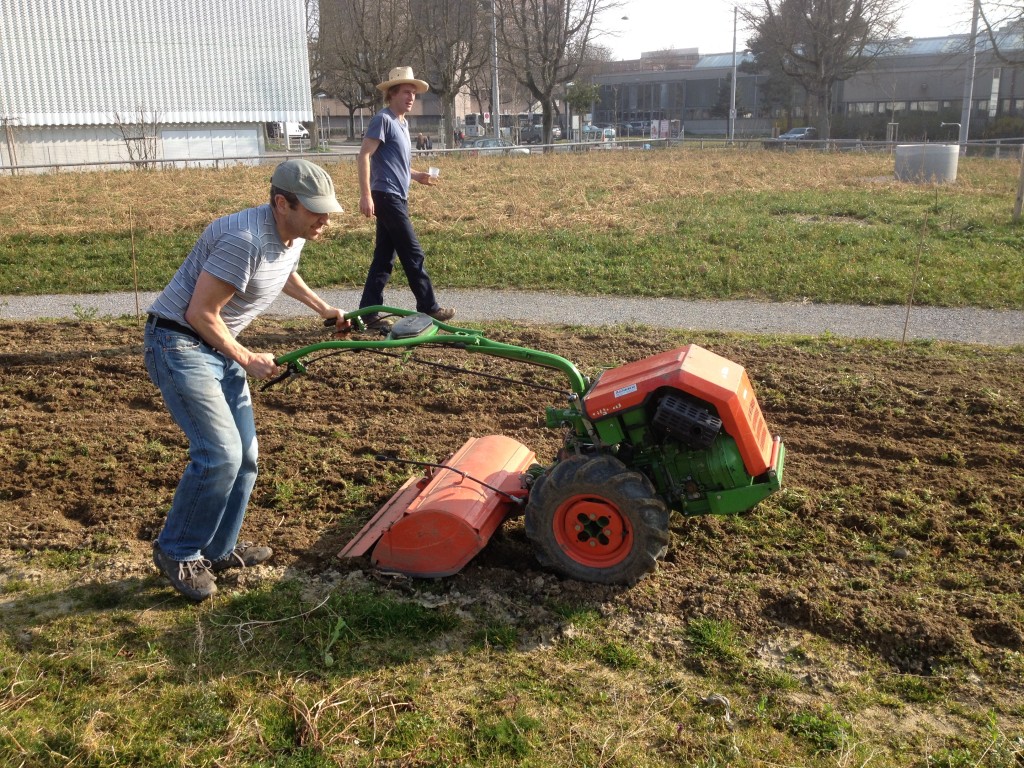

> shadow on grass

[
  {"left": 0, "top": 566, "right": 459, "bottom": 679},
  {"left": 2, "top": 523, "right": 614, "bottom": 685}
]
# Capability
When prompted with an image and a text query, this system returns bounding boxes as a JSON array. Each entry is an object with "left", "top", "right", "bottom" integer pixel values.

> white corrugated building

[{"left": 0, "top": 0, "right": 313, "bottom": 171}]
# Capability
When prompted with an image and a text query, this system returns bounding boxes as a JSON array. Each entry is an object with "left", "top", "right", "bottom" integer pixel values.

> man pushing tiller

[{"left": 143, "top": 159, "right": 350, "bottom": 602}]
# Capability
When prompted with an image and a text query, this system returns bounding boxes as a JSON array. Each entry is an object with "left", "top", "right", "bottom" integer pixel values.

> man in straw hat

[
  {"left": 357, "top": 66, "right": 455, "bottom": 328},
  {"left": 144, "top": 159, "right": 350, "bottom": 602}
]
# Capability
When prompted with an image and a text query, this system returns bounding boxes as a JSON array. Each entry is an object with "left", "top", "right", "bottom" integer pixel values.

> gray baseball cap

[{"left": 270, "top": 159, "right": 343, "bottom": 214}]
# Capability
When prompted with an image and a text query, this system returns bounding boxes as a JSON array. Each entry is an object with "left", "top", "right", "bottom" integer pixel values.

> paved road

[{"left": 1, "top": 289, "right": 1021, "bottom": 346}]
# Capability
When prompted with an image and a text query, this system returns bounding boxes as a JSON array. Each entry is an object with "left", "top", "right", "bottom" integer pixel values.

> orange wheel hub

[{"left": 553, "top": 495, "right": 631, "bottom": 567}]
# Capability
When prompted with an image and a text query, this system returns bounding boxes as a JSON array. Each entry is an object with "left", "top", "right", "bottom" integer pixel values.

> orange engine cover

[
  {"left": 340, "top": 434, "right": 537, "bottom": 578},
  {"left": 582, "top": 345, "right": 774, "bottom": 476}
]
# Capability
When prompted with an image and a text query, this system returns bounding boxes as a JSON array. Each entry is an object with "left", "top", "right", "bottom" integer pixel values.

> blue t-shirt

[{"left": 366, "top": 107, "right": 412, "bottom": 199}]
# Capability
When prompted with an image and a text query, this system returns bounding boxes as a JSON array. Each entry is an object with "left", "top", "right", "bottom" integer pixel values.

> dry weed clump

[{"left": 0, "top": 148, "right": 1008, "bottom": 241}]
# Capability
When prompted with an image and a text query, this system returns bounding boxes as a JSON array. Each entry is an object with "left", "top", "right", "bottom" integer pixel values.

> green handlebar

[{"left": 276, "top": 306, "right": 590, "bottom": 395}]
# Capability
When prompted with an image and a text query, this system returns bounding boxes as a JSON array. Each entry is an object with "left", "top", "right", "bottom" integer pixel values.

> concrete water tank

[{"left": 894, "top": 143, "right": 959, "bottom": 183}]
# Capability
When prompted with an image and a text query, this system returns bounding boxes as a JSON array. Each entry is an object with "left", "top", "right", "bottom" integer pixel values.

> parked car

[
  {"left": 582, "top": 123, "right": 616, "bottom": 140},
  {"left": 778, "top": 126, "right": 817, "bottom": 140},
  {"left": 467, "top": 138, "right": 530, "bottom": 156},
  {"left": 551, "top": 125, "right": 562, "bottom": 139},
  {"left": 618, "top": 121, "right": 650, "bottom": 137},
  {"left": 764, "top": 126, "right": 817, "bottom": 149}
]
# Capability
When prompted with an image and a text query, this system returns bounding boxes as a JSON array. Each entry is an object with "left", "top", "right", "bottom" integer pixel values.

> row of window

[
  {"left": 597, "top": 72, "right": 1024, "bottom": 124},
  {"left": 846, "top": 100, "right": 981, "bottom": 115},
  {"left": 595, "top": 99, "right": 1017, "bottom": 125},
  {"left": 846, "top": 99, "right": 1024, "bottom": 116}
]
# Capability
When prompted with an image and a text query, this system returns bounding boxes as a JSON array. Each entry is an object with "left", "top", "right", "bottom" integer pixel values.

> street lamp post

[
  {"left": 315, "top": 93, "right": 326, "bottom": 148},
  {"left": 958, "top": 0, "right": 980, "bottom": 154},
  {"left": 490, "top": 1, "right": 501, "bottom": 139},
  {"left": 565, "top": 82, "right": 574, "bottom": 143},
  {"left": 729, "top": 6, "right": 737, "bottom": 142}
]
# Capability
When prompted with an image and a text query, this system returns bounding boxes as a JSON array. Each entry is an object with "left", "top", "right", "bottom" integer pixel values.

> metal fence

[{"left": 3, "top": 136, "right": 1022, "bottom": 176}]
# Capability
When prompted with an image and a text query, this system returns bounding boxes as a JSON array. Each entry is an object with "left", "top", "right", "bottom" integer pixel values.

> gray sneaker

[
  {"left": 210, "top": 542, "right": 274, "bottom": 573},
  {"left": 428, "top": 306, "right": 456, "bottom": 322},
  {"left": 152, "top": 543, "right": 217, "bottom": 602}
]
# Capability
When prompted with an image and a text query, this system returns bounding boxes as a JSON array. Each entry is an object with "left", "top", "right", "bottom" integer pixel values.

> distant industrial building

[{"left": 591, "top": 26, "right": 1024, "bottom": 140}]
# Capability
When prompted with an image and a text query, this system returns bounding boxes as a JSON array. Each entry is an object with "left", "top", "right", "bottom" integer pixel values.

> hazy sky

[{"left": 599, "top": 0, "right": 981, "bottom": 59}]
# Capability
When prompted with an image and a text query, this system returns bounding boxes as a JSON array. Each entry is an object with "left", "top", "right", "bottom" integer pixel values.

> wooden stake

[
  {"left": 130, "top": 206, "right": 141, "bottom": 324},
  {"left": 901, "top": 221, "right": 927, "bottom": 350},
  {"left": 1014, "top": 145, "right": 1024, "bottom": 222}
]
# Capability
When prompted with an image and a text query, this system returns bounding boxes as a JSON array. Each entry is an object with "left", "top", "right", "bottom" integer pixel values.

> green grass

[
  {"left": 2, "top": 150, "right": 1024, "bottom": 766},
  {"left": 4, "top": 476, "right": 1023, "bottom": 766},
  {"left": 785, "top": 706, "right": 853, "bottom": 753},
  {"left": 686, "top": 617, "right": 743, "bottom": 664},
  {"left": 0, "top": 560, "right": 934, "bottom": 768},
  {"left": 2, "top": 149, "right": 1024, "bottom": 308}
]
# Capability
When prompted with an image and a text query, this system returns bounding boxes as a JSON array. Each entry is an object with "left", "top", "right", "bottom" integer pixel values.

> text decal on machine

[{"left": 614, "top": 384, "right": 638, "bottom": 398}]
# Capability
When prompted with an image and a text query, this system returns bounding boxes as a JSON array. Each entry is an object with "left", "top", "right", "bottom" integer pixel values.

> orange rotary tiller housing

[{"left": 341, "top": 435, "right": 536, "bottom": 578}]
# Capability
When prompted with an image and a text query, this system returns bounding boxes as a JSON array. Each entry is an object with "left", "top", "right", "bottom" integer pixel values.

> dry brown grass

[{"left": 6, "top": 147, "right": 1007, "bottom": 242}]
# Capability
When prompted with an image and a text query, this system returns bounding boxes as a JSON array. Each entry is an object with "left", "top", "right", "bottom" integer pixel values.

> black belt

[{"left": 147, "top": 314, "right": 204, "bottom": 343}]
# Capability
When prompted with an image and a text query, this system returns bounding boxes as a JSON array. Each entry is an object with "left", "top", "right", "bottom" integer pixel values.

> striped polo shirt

[{"left": 147, "top": 204, "right": 303, "bottom": 337}]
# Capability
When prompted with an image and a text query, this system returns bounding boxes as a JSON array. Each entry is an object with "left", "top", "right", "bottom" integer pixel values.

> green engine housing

[{"left": 547, "top": 388, "right": 784, "bottom": 516}]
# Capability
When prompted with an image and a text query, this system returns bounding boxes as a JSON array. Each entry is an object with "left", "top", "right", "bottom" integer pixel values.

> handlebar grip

[{"left": 324, "top": 317, "right": 357, "bottom": 329}]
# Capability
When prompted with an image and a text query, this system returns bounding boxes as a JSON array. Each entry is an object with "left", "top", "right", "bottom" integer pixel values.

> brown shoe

[
  {"left": 428, "top": 307, "right": 456, "bottom": 322},
  {"left": 152, "top": 543, "right": 217, "bottom": 602},
  {"left": 210, "top": 542, "right": 274, "bottom": 572}
]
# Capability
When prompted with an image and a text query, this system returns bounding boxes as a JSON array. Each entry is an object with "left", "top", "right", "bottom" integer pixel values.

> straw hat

[{"left": 376, "top": 66, "right": 429, "bottom": 94}]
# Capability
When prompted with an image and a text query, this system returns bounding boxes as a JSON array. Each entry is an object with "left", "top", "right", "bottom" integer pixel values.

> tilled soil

[{"left": 1, "top": 318, "right": 1022, "bottom": 682}]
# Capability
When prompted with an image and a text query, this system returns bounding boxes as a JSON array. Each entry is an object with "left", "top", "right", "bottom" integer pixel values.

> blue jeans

[
  {"left": 359, "top": 191, "right": 440, "bottom": 313},
  {"left": 143, "top": 323, "right": 258, "bottom": 563}
]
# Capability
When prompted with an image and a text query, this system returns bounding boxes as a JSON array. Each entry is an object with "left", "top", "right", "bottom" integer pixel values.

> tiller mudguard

[{"left": 340, "top": 434, "right": 537, "bottom": 578}]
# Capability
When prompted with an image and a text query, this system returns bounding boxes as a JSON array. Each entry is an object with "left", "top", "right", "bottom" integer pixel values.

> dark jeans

[{"left": 359, "top": 191, "right": 440, "bottom": 314}]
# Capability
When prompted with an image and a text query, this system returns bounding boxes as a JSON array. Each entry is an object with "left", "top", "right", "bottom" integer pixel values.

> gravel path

[{"left": 1, "top": 289, "right": 1021, "bottom": 346}]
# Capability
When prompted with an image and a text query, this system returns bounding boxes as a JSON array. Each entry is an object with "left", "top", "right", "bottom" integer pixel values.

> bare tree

[
  {"left": 493, "top": 0, "right": 620, "bottom": 147},
  {"left": 409, "top": 0, "right": 490, "bottom": 147},
  {"left": 739, "top": 52, "right": 800, "bottom": 122},
  {"left": 306, "top": 0, "right": 326, "bottom": 96},
  {"left": 318, "top": 0, "right": 413, "bottom": 132},
  {"left": 743, "top": 0, "right": 902, "bottom": 138},
  {"left": 113, "top": 108, "right": 161, "bottom": 168},
  {"left": 977, "top": 1, "right": 1024, "bottom": 64},
  {"left": 1, "top": 116, "right": 20, "bottom": 173},
  {"left": 465, "top": 65, "right": 492, "bottom": 118},
  {"left": 326, "top": 68, "right": 378, "bottom": 139}
]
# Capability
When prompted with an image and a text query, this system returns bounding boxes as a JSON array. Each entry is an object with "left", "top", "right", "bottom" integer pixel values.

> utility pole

[
  {"left": 958, "top": 0, "right": 980, "bottom": 154},
  {"left": 491, "top": 1, "right": 501, "bottom": 139},
  {"left": 729, "top": 6, "right": 737, "bottom": 142},
  {"left": 565, "top": 82, "right": 574, "bottom": 143}
]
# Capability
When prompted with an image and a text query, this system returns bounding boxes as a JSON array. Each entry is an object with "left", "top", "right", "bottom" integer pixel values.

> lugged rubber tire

[{"left": 524, "top": 454, "right": 670, "bottom": 585}]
